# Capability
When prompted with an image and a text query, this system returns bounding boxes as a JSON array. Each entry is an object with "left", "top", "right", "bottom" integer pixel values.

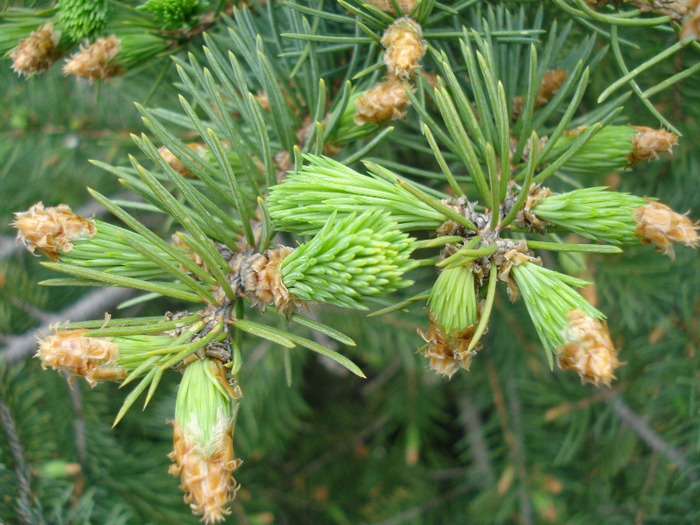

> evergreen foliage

[
  {"left": 139, "top": 0, "right": 205, "bottom": 30},
  {"left": 1, "top": 0, "right": 700, "bottom": 523},
  {"left": 56, "top": 0, "right": 109, "bottom": 42}
]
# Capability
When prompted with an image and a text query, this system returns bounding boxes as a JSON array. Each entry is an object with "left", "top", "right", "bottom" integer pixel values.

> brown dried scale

[
  {"left": 418, "top": 314, "right": 480, "bottom": 379},
  {"left": 168, "top": 419, "right": 242, "bottom": 523},
  {"left": 557, "top": 309, "right": 620, "bottom": 387},
  {"left": 37, "top": 329, "right": 126, "bottom": 386},
  {"left": 241, "top": 246, "right": 301, "bottom": 316},
  {"left": 354, "top": 78, "right": 413, "bottom": 125},
  {"left": 514, "top": 184, "right": 553, "bottom": 234},
  {"left": 491, "top": 240, "right": 539, "bottom": 302},
  {"left": 512, "top": 69, "right": 568, "bottom": 118},
  {"left": 158, "top": 142, "right": 209, "bottom": 178},
  {"left": 381, "top": 17, "right": 426, "bottom": 79},
  {"left": 63, "top": 35, "right": 122, "bottom": 81},
  {"left": 10, "top": 22, "right": 61, "bottom": 76},
  {"left": 366, "top": 0, "right": 416, "bottom": 14},
  {"left": 12, "top": 202, "right": 96, "bottom": 261},
  {"left": 632, "top": 201, "right": 700, "bottom": 259},
  {"left": 627, "top": 126, "right": 678, "bottom": 163},
  {"left": 680, "top": 0, "right": 700, "bottom": 39}
]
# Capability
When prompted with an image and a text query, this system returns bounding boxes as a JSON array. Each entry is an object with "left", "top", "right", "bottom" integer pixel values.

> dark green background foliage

[{"left": 1, "top": 1, "right": 699, "bottom": 524}]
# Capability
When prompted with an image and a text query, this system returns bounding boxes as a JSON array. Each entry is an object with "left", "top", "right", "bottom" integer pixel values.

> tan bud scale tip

[
  {"left": 158, "top": 142, "right": 208, "bottom": 178},
  {"left": 12, "top": 202, "right": 96, "bottom": 261},
  {"left": 557, "top": 309, "right": 620, "bottom": 388},
  {"left": 63, "top": 35, "right": 122, "bottom": 81},
  {"left": 627, "top": 126, "right": 678, "bottom": 163},
  {"left": 680, "top": 0, "right": 700, "bottom": 40},
  {"left": 632, "top": 201, "right": 700, "bottom": 259},
  {"left": 244, "top": 246, "right": 300, "bottom": 316},
  {"left": 354, "top": 79, "right": 412, "bottom": 125},
  {"left": 381, "top": 17, "right": 426, "bottom": 79},
  {"left": 168, "top": 419, "right": 242, "bottom": 524},
  {"left": 512, "top": 69, "right": 567, "bottom": 117},
  {"left": 10, "top": 22, "right": 61, "bottom": 76},
  {"left": 366, "top": 0, "right": 416, "bottom": 14},
  {"left": 418, "top": 315, "right": 480, "bottom": 379},
  {"left": 37, "top": 329, "right": 125, "bottom": 386}
]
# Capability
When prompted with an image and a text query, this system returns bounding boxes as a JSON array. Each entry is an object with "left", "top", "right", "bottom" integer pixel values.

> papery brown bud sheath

[
  {"left": 37, "top": 329, "right": 125, "bottom": 386},
  {"left": 12, "top": 202, "right": 96, "bottom": 261},
  {"left": 168, "top": 359, "right": 241, "bottom": 524},
  {"left": 354, "top": 78, "right": 413, "bottom": 125},
  {"left": 557, "top": 309, "right": 620, "bottom": 387},
  {"left": 168, "top": 419, "right": 241, "bottom": 524},
  {"left": 63, "top": 35, "right": 122, "bottom": 81},
  {"left": 366, "top": 0, "right": 416, "bottom": 14},
  {"left": 627, "top": 126, "right": 678, "bottom": 163},
  {"left": 632, "top": 201, "right": 700, "bottom": 259},
  {"left": 10, "top": 22, "right": 61, "bottom": 76},
  {"left": 158, "top": 142, "right": 209, "bottom": 178},
  {"left": 381, "top": 17, "right": 427, "bottom": 79},
  {"left": 242, "top": 246, "right": 300, "bottom": 316}
]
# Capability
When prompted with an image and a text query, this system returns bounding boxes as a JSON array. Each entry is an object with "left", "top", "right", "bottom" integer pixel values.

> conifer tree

[{"left": 1, "top": 0, "right": 700, "bottom": 523}]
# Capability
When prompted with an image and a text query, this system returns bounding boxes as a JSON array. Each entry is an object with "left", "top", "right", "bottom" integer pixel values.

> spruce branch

[{"left": 3, "top": 0, "right": 699, "bottom": 521}]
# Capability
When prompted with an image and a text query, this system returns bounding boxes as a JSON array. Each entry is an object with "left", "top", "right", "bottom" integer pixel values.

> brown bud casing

[
  {"left": 627, "top": 126, "right": 678, "bottom": 163},
  {"left": 366, "top": 0, "right": 416, "bottom": 14},
  {"left": 512, "top": 69, "right": 567, "bottom": 118},
  {"left": 680, "top": 0, "right": 700, "bottom": 40},
  {"left": 10, "top": 22, "right": 61, "bottom": 76},
  {"left": 557, "top": 309, "right": 620, "bottom": 387},
  {"left": 632, "top": 201, "right": 700, "bottom": 259},
  {"left": 354, "top": 78, "right": 413, "bottom": 125},
  {"left": 418, "top": 314, "right": 480, "bottom": 379},
  {"left": 243, "top": 246, "right": 300, "bottom": 316},
  {"left": 12, "top": 202, "right": 96, "bottom": 261},
  {"left": 37, "top": 329, "right": 125, "bottom": 386},
  {"left": 381, "top": 17, "right": 427, "bottom": 79},
  {"left": 168, "top": 418, "right": 242, "bottom": 524},
  {"left": 158, "top": 142, "right": 209, "bottom": 178},
  {"left": 63, "top": 35, "right": 122, "bottom": 81}
]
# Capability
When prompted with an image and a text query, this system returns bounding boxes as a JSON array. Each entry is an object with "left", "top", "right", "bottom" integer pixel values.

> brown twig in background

[
  {"left": 458, "top": 396, "right": 495, "bottom": 488},
  {"left": 608, "top": 394, "right": 694, "bottom": 477}
]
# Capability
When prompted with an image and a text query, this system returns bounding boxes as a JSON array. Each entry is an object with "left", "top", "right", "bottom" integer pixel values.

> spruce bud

[
  {"left": 510, "top": 260, "right": 604, "bottom": 363},
  {"left": 63, "top": 35, "right": 122, "bottom": 81},
  {"left": 57, "top": 0, "right": 109, "bottom": 41},
  {"left": 9, "top": 22, "right": 61, "bottom": 76},
  {"left": 354, "top": 78, "right": 413, "bottom": 125},
  {"left": 37, "top": 329, "right": 125, "bottom": 386},
  {"left": 158, "top": 142, "right": 209, "bottom": 178},
  {"left": 419, "top": 266, "right": 480, "bottom": 378},
  {"left": 168, "top": 358, "right": 241, "bottom": 524},
  {"left": 627, "top": 125, "right": 678, "bottom": 163},
  {"left": 557, "top": 309, "right": 620, "bottom": 387},
  {"left": 529, "top": 187, "right": 648, "bottom": 244},
  {"left": 366, "top": 0, "right": 416, "bottom": 15},
  {"left": 280, "top": 211, "right": 417, "bottom": 309},
  {"left": 381, "top": 17, "right": 426, "bottom": 79},
  {"left": 632, "top": 201, "right": 700, "bottom": 259},
  {"left": 36, "top": 328, "right": 179, "bottom": 386},
  {"left": 12, "top": 202, "right": 96, "bottom": 261}
]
